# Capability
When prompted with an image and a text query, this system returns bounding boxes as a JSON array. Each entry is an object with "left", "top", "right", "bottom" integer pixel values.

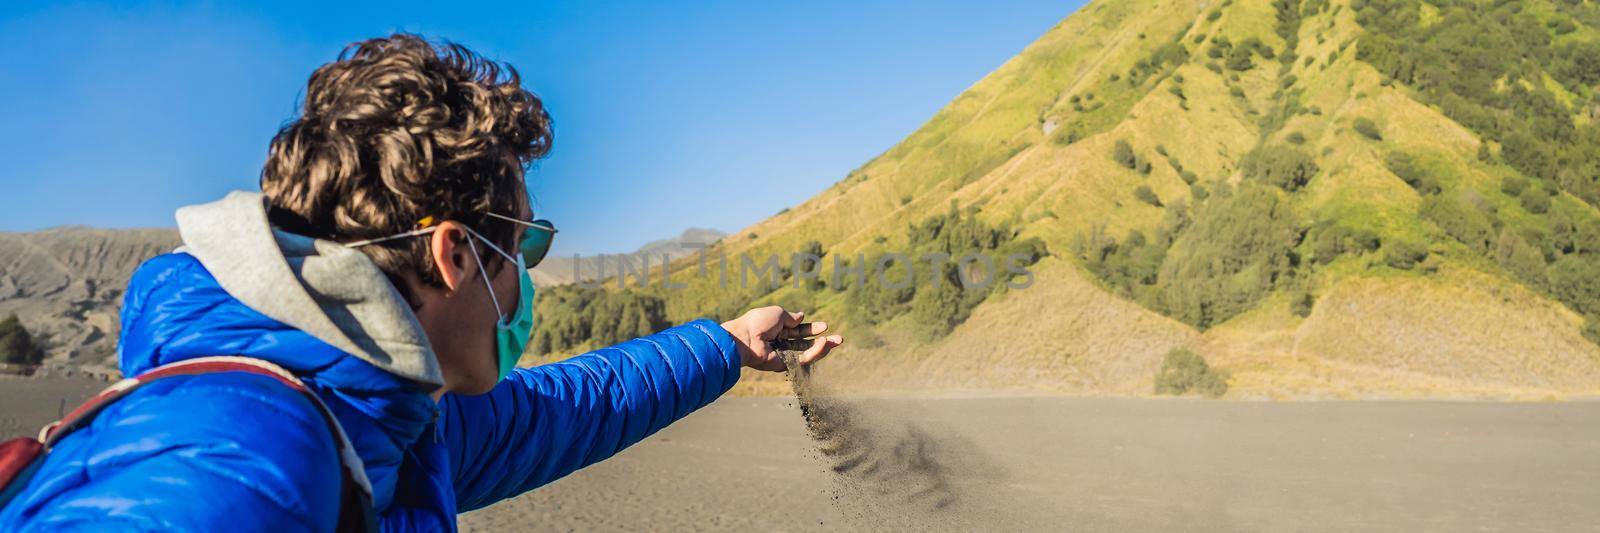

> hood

[
  {"left": 171, "top": 191, "right": 443, "bottom": 387},
  {"left": 118, "top": 191, "right": 446, "bottom": 511}
]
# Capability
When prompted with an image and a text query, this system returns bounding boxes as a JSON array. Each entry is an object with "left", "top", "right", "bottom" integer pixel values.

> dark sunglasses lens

[{"left": 519, "top": 220, "right": 555, "bottom": 267}]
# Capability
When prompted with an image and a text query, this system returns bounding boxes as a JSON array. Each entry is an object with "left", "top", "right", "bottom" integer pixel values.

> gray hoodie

[{"left": 175, "top": 191, "right": 444, "bottom": 387}]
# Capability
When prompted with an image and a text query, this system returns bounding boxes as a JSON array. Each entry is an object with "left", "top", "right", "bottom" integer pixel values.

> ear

[{"left": 430, "top": 221, "right": 476, "bottom": 294}]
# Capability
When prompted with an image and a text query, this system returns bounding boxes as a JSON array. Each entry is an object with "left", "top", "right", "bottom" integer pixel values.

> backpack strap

[{"left": 36, "top": 356, "right": 376, "bottom": 532}]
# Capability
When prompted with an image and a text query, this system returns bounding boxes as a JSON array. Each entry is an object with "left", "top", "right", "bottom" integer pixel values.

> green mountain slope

[{"left": 535, "top": 0, "right": 1600, "bottom": 398}]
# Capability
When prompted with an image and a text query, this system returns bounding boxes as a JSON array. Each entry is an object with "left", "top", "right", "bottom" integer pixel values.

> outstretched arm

[
  {"left": 440, "top": 309, "right": 840, "bottom": 512},
  {"left": 440, "top": 319, "right": 736, "bottom": 511}
]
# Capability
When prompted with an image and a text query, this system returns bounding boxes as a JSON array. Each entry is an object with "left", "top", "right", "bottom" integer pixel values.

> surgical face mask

[
  {"left": 345, "top": 219, "right": 541, "bottom": 382},
  {"left": 463, "top": 228, "right": 536, "bottom": 381}
]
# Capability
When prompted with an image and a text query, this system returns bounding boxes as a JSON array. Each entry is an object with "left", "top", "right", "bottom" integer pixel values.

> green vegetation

[
  {"left": 1546, "top": 253, "right": 1600, "bottom": 345},
  {"left": 793, "top": 240, "right": 828, "bottom": 292},
  {"left": 1256, "top": 87, "right": 1309, "bottom": 135},
  {"left": 1154, "top": 348, "right": 1228, "bottom": 397},
  {"left": 1210, "top": 35, "right": 1275, "bottom": 71},
  {"left": 532, "top": 286, "right": 670, "bottom": 355},
  {"left": 1355, "top": 0, "right": 1600, "bottom": 204},
  {"left": 1272, "top": 0, "right": 1309, "bottom": 69},
  {"left": 1079, "top": 184, "right": 1304, "bottom": 329},
  {"left": 847, "top": 207, "right": 1048, "bottom": 337},
  {"left": 1052, "top": 127, "right": 1082, "bottom": 146},
  {"left": 842, "top": 256, "right": 912, "bottom": 326},
  {"left": 1113, "top": 139, "right": 1152, "bottom": 174},
  {"left": 1113, "top": 139, "right": 1138, "bottom": 169},
  {"left": 542, "top": 0, "right": 1600, "bottom": 372},
  {"left": 1154, "top": 185, "right": 1303, "bottom": 328},
  {"left": 1384, "top": 152, "right": 1440, "bottom": 195},
  {"left": 1422, "top": 193, "right": 1497, "bottom": 254},
  {"left": 1127, "top": 41, "right": 1191, "bottom": 86},
  {"left": 1383, "top": 239, "right": 1428, "bottom": 270},
  {"left": 1135, "top": 185, "right": 1162, "bottom": 207},
  {"left": 1291, "top": 289, "right": 1316, "bottom": 318},
  {"left": 1500, "top": 176, "right": 1528, "bottom": 197},
  {"left": 1352, "top": 117, "right": 1382, "bottom": 141},
  {"left": 0, "top": 315, "right": 45, "bottom": 367},
  {"left": 1242, "top": 145, "right": 1320, "bottom": 191},
  {"left": 1309, "top": 222, "right": 1382, "bottom": 265},
  {"left": 1344, "top": 0, "right": 1600, "bottom": 344},
  {"left": 1519, "top": 187, "right": 1550, "bottom": 214},
  {"left": 1547, "top": 255, "right": 1600, "bottom": 318},
  {"left": 1494, "top": 229, "right": 1545, "bottom": 282}
]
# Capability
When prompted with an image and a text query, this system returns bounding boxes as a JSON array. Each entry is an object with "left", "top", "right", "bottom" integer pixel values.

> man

[{"left": 0, "top": 33, "right": 841, "bottom": 531}]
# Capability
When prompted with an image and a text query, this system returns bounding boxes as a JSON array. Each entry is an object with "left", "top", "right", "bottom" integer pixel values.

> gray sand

[
  {"left": 0, "top": 376, "right": 104, "bottom": 437},
  {"left": 3, "top": 377, "right": 1597, "bottom": 531},
  {"left": 461, "top": 396, "right": 1600, "bottom": 532}
]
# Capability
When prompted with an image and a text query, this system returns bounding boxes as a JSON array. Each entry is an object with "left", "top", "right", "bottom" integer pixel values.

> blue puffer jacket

[{"left": 0, "top": 252, "right": 742, "bottom": 531}]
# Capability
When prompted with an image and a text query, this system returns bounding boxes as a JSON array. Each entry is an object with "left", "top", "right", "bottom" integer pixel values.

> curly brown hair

[{"left": 261, "top": 33, "right": 552, "bottom": 304}]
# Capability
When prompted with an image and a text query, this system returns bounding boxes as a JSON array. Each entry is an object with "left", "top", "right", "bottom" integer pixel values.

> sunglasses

[
  {"left": 344, "top": 212, "right": 558, "bottom": 269},
  {"left": 484, "top": 212, "right": 558, "bottom": 268}
]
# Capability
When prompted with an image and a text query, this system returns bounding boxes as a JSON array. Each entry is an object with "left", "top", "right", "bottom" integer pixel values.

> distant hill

[
  {"left": 585, "top": 0, "right": 1600, "bottom": 398},
  {"left": 0, "top": 225, "right": 722, "bottom": 376},
  {"left": 0, "top": 227, "right": 179, "bottom": 376},
  {"left": 530, "top": 228, "right": 727, "bottom": 286}
]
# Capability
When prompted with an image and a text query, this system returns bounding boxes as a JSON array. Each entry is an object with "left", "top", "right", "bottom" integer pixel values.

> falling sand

[{"left": 777, "top": 341, "right": 998, "bottom": 528}]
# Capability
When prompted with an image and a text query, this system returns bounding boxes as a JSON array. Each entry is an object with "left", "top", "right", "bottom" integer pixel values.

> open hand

[{"left": 720, "top": 306, "right": 843, "bottom": 372}]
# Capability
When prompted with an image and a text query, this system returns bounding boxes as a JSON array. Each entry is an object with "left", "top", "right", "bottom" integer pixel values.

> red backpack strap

[
  {"left": 41, "top": 357, "right": 309, "bottom": 446},
  {"left": 29, "top": 356, "right": 375, "bottom": 532}
]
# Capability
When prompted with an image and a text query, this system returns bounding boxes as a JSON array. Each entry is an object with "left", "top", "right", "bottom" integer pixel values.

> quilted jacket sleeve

[{"left": 438, "top": 319, "right": 742, "bottom": 512}]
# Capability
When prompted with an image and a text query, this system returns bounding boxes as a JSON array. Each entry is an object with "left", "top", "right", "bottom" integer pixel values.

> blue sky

[{"left": 0, "top": 0, "right": 1082, "bottom": 255}]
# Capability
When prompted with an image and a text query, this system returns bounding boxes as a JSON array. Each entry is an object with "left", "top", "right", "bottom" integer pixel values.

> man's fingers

[
  {"left": 798, "top": 335, "right": 842, "bottom": 366},
  {"left": 781, "top": 310, "right": 804, "bottom": 328},
  {"left": 784, "top": 321, "right": 827, "bottom": 339}
]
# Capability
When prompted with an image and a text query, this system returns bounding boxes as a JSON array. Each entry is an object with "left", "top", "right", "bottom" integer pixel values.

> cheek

[{"left": 494, "top": 263, "right": 522, "bottom": 312}]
